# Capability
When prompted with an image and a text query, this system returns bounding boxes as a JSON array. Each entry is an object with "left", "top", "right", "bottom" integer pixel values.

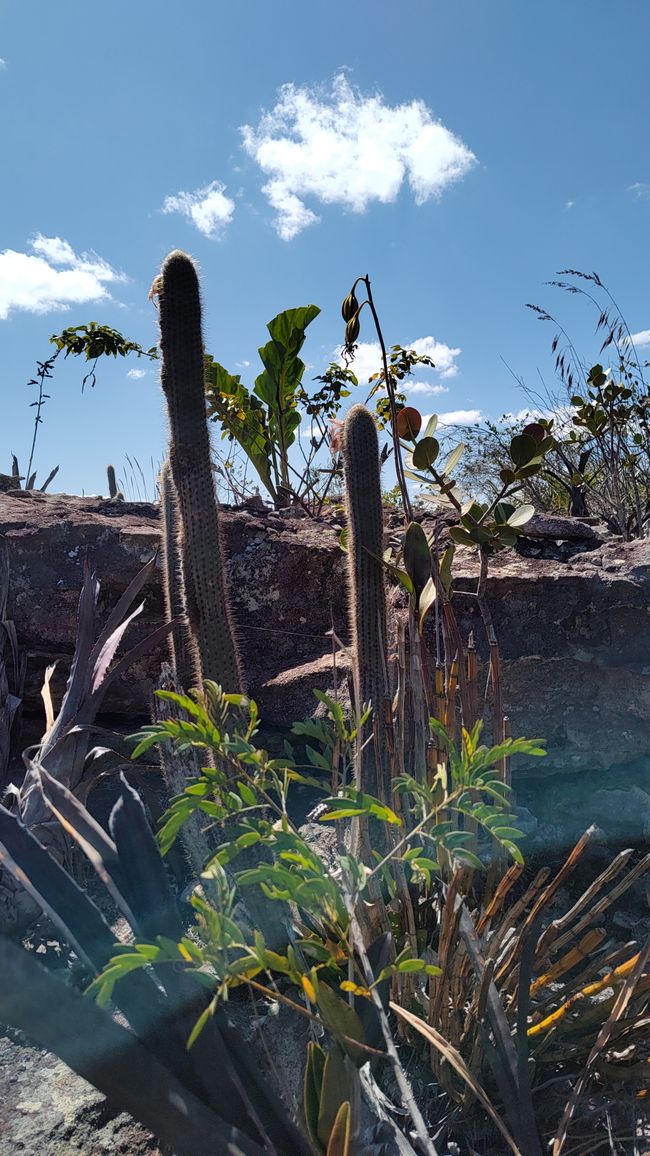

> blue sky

[{"left": 1, "top": 0, "right": 649, "bottom": 496}]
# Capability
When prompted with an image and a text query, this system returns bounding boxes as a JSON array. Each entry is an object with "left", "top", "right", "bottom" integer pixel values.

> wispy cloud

[
  {"left": 127, "top": 367, "right": 147, "bottom": 379},
  {"left": 628, "top": 182, "right": 650, "bottom": 200},
  {"left": 0, "top": 234, "right": 125, "bottom": 320},
  {"left": 162, "top": 180, "right": 235, "bottom": 239},
  {"left": 628, "top": 329, "right": 650, "bottom": 347},
  {"left": 337, "top": 336, "right": 462, "bottom": 386},
  {"left": 0, "top": 58, "right": 6, "bottom": 70},
  {"left": 241, "top": 74, "right": 477, "bottom": 240},
  {"left": 405, "top": 381, "right": 449, "bottom": 396},
  {"left": 436, "top": 409, "right": 482, "bottom": 426}
]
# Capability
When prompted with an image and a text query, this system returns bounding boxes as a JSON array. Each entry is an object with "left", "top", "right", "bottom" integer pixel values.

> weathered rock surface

[{"left": 1, "top": 491, "right": 649, "bottom": 797}]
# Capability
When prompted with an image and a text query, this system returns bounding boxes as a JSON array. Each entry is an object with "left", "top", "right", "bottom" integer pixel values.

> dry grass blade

[
  {"left": 552, "top": 935, "right": 650, "bottom": 1156},
  {"left": 390, "top": 1001, "right": 522, "bottom": 1156},
  {"left": 40, "top": 662, "right": 58, "bottom": 733}
]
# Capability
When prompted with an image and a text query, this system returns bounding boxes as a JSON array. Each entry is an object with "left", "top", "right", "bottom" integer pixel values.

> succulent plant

[
  {"left": 106, "top": 463, "right": 124, "bottom": 501},
  {"left": 341, "top": 405, "right": 391, "bottom": 807},
  {"left": 158, "top": 250, "right": 243, "bottom": 695}
]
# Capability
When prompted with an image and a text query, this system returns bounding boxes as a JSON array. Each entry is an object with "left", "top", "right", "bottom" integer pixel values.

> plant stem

[{"left": 362, "top": 276, "right": 413, "bottom": 521}]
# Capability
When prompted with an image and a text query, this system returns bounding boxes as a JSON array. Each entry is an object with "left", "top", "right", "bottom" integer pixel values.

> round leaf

[
  {"left": 507, "top": 503, "right": 534, "bottom": 527},
  {"left": 522, "top": 422, "right": 546, "bottom": 443},
  {"left": 412, "top": 437, "right": 440, "bottom": 470},
  {"left": 396, "top": 407, "right": 422, "bottom": 441},
  {"left": 509, "top": 433, "right": 538, "bottom": 468}
]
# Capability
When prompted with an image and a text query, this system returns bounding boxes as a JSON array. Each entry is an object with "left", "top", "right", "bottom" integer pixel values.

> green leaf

[
  {"left": 441, "top": 442, "right": 464, "bottom": 476},
  {"left": 412, "top": 437, "right": 440, "bottom": 470},
  {"left": 509, "top": 433, "right": 539, "bottom": 468},
  {"left": 507, "top": 504, "right": 534, "bottom": 527},
  {"left": 317, "top": 1046, "right": 350, "bottom": 1148},
  {"left": 418, "top": 576, "right": 436, "bottom": 634},
  {"left": 403, "top": 521, "right": 431, "bottom": 603},
  {"left": 304, "top": 1042, "right": 326, "bottom": 1150},
  {"left": 448, "top": 526, "right": 477, "bottom": 547},
  {"left": 316, "top": 983, "right": 367, "bottom": 1066}
]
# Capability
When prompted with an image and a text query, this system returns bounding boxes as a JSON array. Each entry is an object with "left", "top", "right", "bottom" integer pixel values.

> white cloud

[
  {"left": 628, "top": 182, "right": 650, "bottom": 200},
  {"left": 241, "top": 74, "right": 477, "bottom": 240},
  {"left": 628, "top": 329, "right": 650, "bottom": 347},
  {"left": 127, "top": 367, "right": 147, "bottom": 379},
  {"left": 565, "top": 199, "right": 575, "bottom": 210},
  {"left": 162, "top": 180, "right": 235, "bottom": 239},
  {"left": 337, "top": 336, "right": 461, "bottom": 385},
  {"left": 0, "top": 59, "right": 6, "bottom": 70},
  {"left": 405, "top": 381, "right": 448, "bottom": 396},
  {"left": 436, "top": 409, "right": 482, "bottom": 426},
  {"left": 0, "top": 234, "right": 125, "bottom": 320}
]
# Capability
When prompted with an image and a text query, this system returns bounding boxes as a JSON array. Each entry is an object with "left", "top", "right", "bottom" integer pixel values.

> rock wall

[{"left": 1, "top": 491, "right": 649, "bottom": 829}]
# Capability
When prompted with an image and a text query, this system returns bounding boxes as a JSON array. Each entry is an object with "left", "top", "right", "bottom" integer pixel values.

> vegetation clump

[{"left": 0, "top": 255, "right": 647, "bottom": 1156}]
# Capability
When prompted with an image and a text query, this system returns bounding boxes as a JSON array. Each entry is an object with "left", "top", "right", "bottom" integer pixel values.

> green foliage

[
  {"left": 124, "top": 688, "right": 534, "bottom": 1023},
  {"left": 401, "top": 410, "right": 551, "bottom": 553},
  {"left": 15, "top": 322, "right": 157, "bottom": 492},
  {"left": 204, "top": 305, "right": 320, "bottom": 507},
  {"left": 523, "top": 269, "right": 650, "bottom": 536},
  {"left": 49, "top": 322, "right": 157, "bottom": 390}
]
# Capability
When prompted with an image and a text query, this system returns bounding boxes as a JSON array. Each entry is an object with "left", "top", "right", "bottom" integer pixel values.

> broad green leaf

[
  {"left": 316, "top": 983, "right": 367, "bottom": 1065},
  {"left": 403, "top": 521, "right": 431, "bottom": 603},
  {"left": 412, "top": 437, "right": 440, "bottom": 470},
  {"left": 507, "top": 503, "right": 535, "bottom": 527}
]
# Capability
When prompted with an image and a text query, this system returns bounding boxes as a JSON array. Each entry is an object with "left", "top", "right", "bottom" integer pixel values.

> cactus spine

[
  {"left": 342, "top": 405, "right": 391, "bottom": 806},
  {"left": 158, "top": 250, "right": 243, "bottom": 694}
]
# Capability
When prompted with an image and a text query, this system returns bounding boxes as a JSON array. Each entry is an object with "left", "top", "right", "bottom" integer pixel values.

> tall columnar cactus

[
  {"left": 342, "top": 404, "right": 391, "bottom": 805},
  {"left": 158, "top": 250, "right": 243, "bottom": 694}
]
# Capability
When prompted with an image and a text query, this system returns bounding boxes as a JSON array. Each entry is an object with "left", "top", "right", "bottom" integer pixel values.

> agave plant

[
  {"left": 0, "top": 768, "right": 310, "bottom": 1156},
  {"left": 0, "top": 553, "right": 175, "bottom": 933}
]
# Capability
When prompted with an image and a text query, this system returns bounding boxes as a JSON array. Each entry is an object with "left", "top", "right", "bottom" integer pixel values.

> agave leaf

[
  {"left": 37, "top": 765, "right": 135, "bottom": 920},
  {"left": 0, "top": 803, "right": 115, "bottom": 973},
  {"left": 108, "top": 772, "right": 183, "bottom": 943},
  {"left": 88, "top": 553, "right": 158, "bottom": 669},
  {"left": 0, "top": 937, "right": 267, "bottom": 1156},
  {"left": 86, "top": 617, "right": 178, "bottom": 716},
  {"left": 41, "top": 565, "right": 99, "bottom": 746},
  {"left": 0, "top": 802, "right": 173, "bottom": 1054},
  {"left": 91, "top": 601, "right": 144, "bottom": 693},
  {"left": 39, "top": 464, "right": 60, "bottom": 492}
]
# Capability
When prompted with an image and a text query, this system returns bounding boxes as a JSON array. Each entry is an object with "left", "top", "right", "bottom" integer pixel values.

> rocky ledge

[{"left": 1, "top": 491, "right": 649, "bottom": 840}]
